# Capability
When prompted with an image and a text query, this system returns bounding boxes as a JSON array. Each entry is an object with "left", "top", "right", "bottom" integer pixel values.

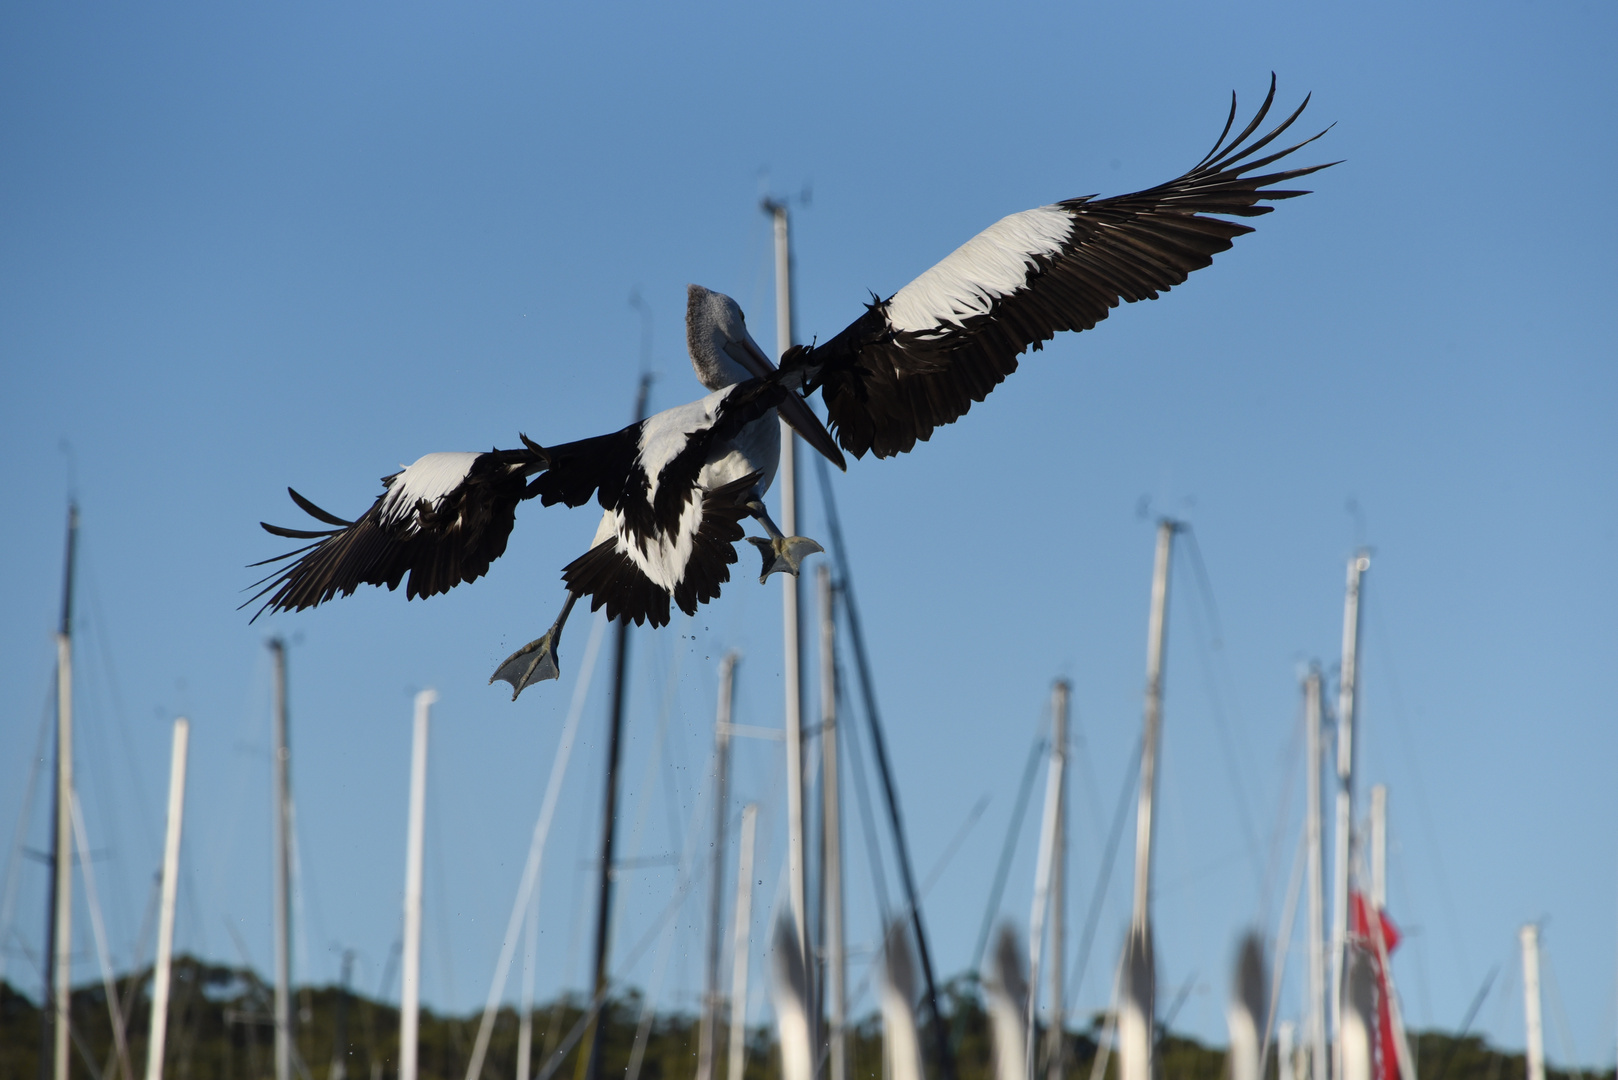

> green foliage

[{"left": 2, "top": 960, "right": 1613, "bottom": 1080}]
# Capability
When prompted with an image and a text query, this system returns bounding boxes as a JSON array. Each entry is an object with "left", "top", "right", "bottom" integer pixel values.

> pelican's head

[
  {"left": 686, "top": 284, "right": 775, "bottom": 390},
  {"left": 683, "top": 284, "right": 849, "bottom": 473}
]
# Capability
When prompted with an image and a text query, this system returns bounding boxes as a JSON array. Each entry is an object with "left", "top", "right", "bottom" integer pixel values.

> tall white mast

[
  {"left": 821, "top": 568, "right": 848, "bottom": 1080},
  {"left": 145, "top": 717, "right": 190, "bottom": 1080},
  {"left": 1121, "top": 521, "right": 1174, "bottom": 1080},
  {"left": 270, "top": 637, "right": 294, "bottom": 1080},
  {"left": 1329, "top": 551, "right": 1369, "bottom": 1070},
  {"left": 400, "top": 689, "right": 435, "bottom": 1080},
  {"left": 1305, "top": 668, "right": 1329, "bottom": 1080},
  {"left": 698, "top": 654, "right": 739, "bottom": 1080},
  {"left": 1131, "top": 521, "right": 1176, "bottom": 931},
  {"left": 1520, "top": 925, "right": 1545, "bottom": 1080},
  {"left": 51, "top": 629, "right": 75, "bottom": 1080},
  {"left": 1028, "top": 680, "right": 1070, "bottom": 1080},
  {"left": 765, "top": 198, "right": 810, "bottom": 982},
  {"left": 728, "top": 804, "right": 759, "bottom": 1080},
  {"left": 1045, "top": 681, "right": 1070, "bottom": 1080},
  {"left": 516, "top": 860, "right": 539, "bottom": 1080},
  {"left": 48, "top": 503, "right": 78, "bottom": 1080}
]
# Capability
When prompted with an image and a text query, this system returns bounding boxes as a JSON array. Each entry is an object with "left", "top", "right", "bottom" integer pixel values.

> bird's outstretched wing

[
  {"left": 247, "top": 422, "right": 658, "bottom": 622},
  {"left": 246, "top": 377, "right": 794, "bottom": 627},
  {"left": 787, "top": 75, "right": 1334, "bottom": 459},
  {"left": 245, "top": 443, "right": 554, "bottom": 621}
]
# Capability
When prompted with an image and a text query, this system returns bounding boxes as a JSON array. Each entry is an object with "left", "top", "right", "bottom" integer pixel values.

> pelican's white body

[{"left": 589, "top": 386, "right": 780, "bottom": 593}]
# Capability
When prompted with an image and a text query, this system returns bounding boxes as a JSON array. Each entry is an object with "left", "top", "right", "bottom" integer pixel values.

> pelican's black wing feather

[
  {"left": 245, "top": 443, "right": 550, "bottom": 621},
  {"left": 790, "top": 76, "right": 1334, "bottom": 459}
]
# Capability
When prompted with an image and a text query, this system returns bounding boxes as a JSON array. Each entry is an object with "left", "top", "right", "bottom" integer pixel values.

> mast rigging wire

[
  {"left": 835, "top": 655, "right": 893, "bottom": 923},
  {"left": 815, "top": 453, "right": 957, "bottom": 1080},
  {"left": 462, "top": 611, "right": 610, "bottom": 1080},
  {"left": 972, "top": 725, "right": 1049, "bottom": 971},
  {"left": 1178, "top": 530, "right": 1264, "bottom": 902},
  {"left": 1066, "top": 738, "right": 1144, "bottom": 1024}
]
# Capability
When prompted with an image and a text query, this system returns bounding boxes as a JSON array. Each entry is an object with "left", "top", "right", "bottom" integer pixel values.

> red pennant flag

[{"left": 1352, "top": 891, "right": 1402, "bottom": 1080}]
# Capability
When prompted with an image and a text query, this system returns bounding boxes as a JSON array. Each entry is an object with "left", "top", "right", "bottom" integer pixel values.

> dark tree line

[{"left": 2, "top": 959, "right": 1611, "bottom": 1080}]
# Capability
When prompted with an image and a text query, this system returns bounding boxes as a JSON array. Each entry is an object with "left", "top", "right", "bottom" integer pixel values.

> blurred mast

[
  {"left": 329, "top": 950, "right": 355, "bottom": 1080},
  {"left": 728, "top": 805, "right": 759, "bottom": 1080},
  {"left": 270, "top": 637, "right": 294, "bottom": 1080},
  {"left": 698, "top": 653, "right": 739, "bottom": 1080},
  {"left": 1130, "top": 521, "right": 1176, "bottom": 932},
  {"left": 43, "top": 503, "right": 77, "bottom": 1080},
  {"left": 1028, "top": 681, "right": 1069, "bottom": 1080},
  {"left": 1305, "top": 668, "right": 1329, "bottom": 1080},
  {"left": 400, "top": 690, "right": 435, "bottom": 1080},
  {"left": 1520, "top": 926, "right": 1545, "bottom": 1080},
  {"left": 1045, "top": 681, "right": 1070, "bottom": 1080},
  {"left": 1329, "top": 551, "right": 1369, "bottom": 1073},
  {"left": 144, "top": 717, "right": 190, "bottom": 1080},
  {"left": 820, "top": 568, "right": 848, "bottom": 1080},
  {"left": 581, "top": 376, "right": 652, "bottom": 1080}
]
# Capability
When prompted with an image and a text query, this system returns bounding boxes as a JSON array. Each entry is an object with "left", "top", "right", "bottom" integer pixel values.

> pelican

[
  {"left": 248, "top": 78, "right": 1329, "bottom": 697},
  {"left": 248, "top": 287, "right": 840, "bottom": 698}
]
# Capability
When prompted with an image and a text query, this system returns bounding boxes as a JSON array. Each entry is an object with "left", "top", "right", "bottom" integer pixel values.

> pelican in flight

[{"left": 248, "top": 77, "right": 1330, "bottom": 698}]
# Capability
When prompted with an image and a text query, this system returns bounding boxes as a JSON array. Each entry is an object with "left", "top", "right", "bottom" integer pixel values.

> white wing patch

[
  {"left": 885, "top": 204, "right": 1074, "bottom": 334},
  {"left": 378, "top": 452, "right": 482, "bottom": 529}
]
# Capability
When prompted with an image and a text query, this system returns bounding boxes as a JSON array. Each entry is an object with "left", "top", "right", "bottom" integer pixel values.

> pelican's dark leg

[
  {"left": 490, "top": 590, "right": 579, "bottom": 700},
  {"left": 743, "top": 497, "right": 824, "bottom": 583}
]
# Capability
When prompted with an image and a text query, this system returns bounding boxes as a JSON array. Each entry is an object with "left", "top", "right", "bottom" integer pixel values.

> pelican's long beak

[{"left": 725, "top": 332, "right": 848, "bottom": 472}]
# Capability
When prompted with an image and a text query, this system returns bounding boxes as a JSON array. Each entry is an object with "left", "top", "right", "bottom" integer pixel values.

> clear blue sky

[{"left": 2, "top": 0, "right": 1614, "bottom": 1066}]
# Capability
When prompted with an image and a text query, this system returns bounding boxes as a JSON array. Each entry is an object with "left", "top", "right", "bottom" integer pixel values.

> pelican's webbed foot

[
  {"left": 747, "top": 535, "right": 824, "bottom": 582},
  {"left": 490, "top": 592, "right": 578, "bottom": 700},
  {"left": 743, "top": 497, "right": 823, "bottom": 583}
]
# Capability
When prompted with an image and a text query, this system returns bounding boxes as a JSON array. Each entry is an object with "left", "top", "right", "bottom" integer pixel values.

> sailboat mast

[
  {"left": 1130, "top": 521, "right": 1175, "bottom": 928},
  {"left": 270, "top": 637, "right": 294, "bottom": 1080},
  {"left": 45, "top": 502, "right": 78, "bottom": 1080},
  {"left": 1045, "top": 681, "right": 1070, "bottom": 1080},
  {"left": 698, "top": 654, "right": 739, "bottom": 1080},
  {"left": 820, "top": 569, "right": 848, "bottom": 1080},
  {"left": 1520, "top": 925, "right": 1545, "bottom": 1080},
  {"left": 1028, "top": 680, "right": 1069, "bottom": 1080},
  {"left": 728, "top": 804, "right": 759, "bottom": 1080},
  {"left": 1121, "top": 521, "right": 1174, "bottom": 1080},
  {"left": 764, "top": 197, "right": 811, "bottom": 990},
  {"left": 581, "top": 376, "right": 652, "bottom": 1080},
  {"left": 399, "top": 690, "right": 434, "bottom": 1080},
  {"left": 1329, "top": 552, "right": 1369, "bottom": 1071},
  {"left": 1305, "top": 668, "right": 1329, "bottom": 1080},
  {"left": 144, "top": 717, "right": 190, "bottom": 1080}
]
